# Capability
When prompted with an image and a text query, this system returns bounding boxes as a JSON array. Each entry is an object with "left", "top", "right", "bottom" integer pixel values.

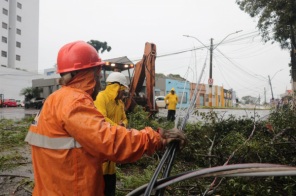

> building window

[
  {"left": 178, "top": 92, "right": 187, "bottom": 104},
  {"left": 2, "top": 36, "right": 7, "bottom": 43},
  {"left": 16, "top": 41, "right": 21, "bottom": 48},
  {"left": 46, "top": 71, "right": 55, "bottom": 76},
  {"left": 17, "top": 15, "right": 22, "bottom": 22},
  {"left": 17, "top": 2, "right": 22, "bottom": 9},
  {"left": 1, "top": 51, "right": 7, "bottom": 57},
  {"left": 205, "top": 94, "right": 209, "bottom": 102},
  {"left": 16, "top": 28, "right": 21, "bottom": 35},
  {"left": 2, "top": 22, "right": 8, "bottom": 29},
  {"left": 2, "top": 8, "right": 8, "bottom": 15},
  {"left": 16, "top": 55, "right": 21, "bottom": 61}
]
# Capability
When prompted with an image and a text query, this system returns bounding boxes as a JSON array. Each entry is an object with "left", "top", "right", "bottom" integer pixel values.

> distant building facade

[
  {"left": 0, "top": 67, "right": 42, "bottom": 100},
  {"left": 155, "top": 77, "right": 190, "bottom": 108},
  {"left": 190, "top": 83, "right": 235, "bottom": 108},
  {"left": 0, "top": 0, "right": 39, "bottom": 72}
]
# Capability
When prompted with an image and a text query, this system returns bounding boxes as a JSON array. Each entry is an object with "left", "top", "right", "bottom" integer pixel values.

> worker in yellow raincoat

[
  {"left": 165, "top": 87, "right": 179, "bottom": 121},
  {"left": 94, "top": 71, "right": 129, "bottom": 196},
  {"left": 25, "top": 41, "right": 186, "bottom": 195}
]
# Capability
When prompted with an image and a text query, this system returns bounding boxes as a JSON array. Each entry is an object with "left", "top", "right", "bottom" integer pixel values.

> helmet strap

[{"left": 59, "top": 73, "right": 72, "bottom": 85}]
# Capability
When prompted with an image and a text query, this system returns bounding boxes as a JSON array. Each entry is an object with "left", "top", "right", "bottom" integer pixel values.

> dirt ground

[{"left": 0, "top": 145, "right": 33, "bottom": 195}]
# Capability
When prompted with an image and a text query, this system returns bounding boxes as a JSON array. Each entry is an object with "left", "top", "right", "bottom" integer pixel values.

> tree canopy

[
  {"left": 236, "top": 0, "right": 296, "bottom": 49},
  {"left": 167, "top": 74, "right": 186, "bottom": 81},
  {"left": 20, "top": 87, "right": 42, "bottom": 101},
  {"left": 87, "top": 40, "right": 112, "bottom": 54},
  {"left": 241, "top": 95, "right": 258, "bottom": 104}
]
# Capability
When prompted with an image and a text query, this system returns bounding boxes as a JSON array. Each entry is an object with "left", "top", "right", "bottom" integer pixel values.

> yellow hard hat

[{"left": 171, "top": 88, "right": 175, "bottom": 91}]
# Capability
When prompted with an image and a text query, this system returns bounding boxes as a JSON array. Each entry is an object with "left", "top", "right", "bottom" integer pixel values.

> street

[
  {"left": 0, "top": 107, "right": 39, "bottom": 120},
  {"left": 0, "top": 107, "right": 270, "bottom": 122}
]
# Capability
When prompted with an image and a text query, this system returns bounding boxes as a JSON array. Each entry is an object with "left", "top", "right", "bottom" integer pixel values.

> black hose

[
  {"left": 143, "top": 142, "right": 175, "bottom": 195},
  {"left": 156, "top": 142, "right": 178, "bottom": 196},
  {"left": 127, "top": 170, "right": 193, "bottom": 196}
]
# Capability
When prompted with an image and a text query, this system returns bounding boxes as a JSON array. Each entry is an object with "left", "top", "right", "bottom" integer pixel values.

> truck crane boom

[{"left": 125, "top": 42, "right": 158, "bottom": 114}]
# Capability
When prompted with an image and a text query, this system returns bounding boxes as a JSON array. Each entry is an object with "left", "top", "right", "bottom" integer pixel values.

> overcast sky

[{"left": 39, "top": 0, "right": 291, "bottom": 101}]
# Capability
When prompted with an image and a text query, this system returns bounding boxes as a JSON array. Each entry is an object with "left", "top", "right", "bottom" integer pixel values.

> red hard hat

[{"left": 56, "top": 41, "right": 104, "bottom": 73}]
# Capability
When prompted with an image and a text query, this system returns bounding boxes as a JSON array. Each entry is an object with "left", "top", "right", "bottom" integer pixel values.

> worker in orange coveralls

[{"left": 25, "top": 41, "right": 186, "bottom": 195}]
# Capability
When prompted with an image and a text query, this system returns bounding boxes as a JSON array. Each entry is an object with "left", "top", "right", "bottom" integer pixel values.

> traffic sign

[{"left": 208, "top": 78, "right": 213, "bottom": 85}]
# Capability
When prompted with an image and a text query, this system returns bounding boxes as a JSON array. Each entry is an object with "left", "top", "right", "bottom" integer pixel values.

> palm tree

[{"left": 20, "top": 87, "right": 42, "bottom": 101}]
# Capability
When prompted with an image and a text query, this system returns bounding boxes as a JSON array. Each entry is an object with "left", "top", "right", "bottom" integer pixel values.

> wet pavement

[
  {"left": 158, "top": 108, "right": 270, "bottom": 123},
  {"left": 0, "top": 107, "right": 39, "bottom": 120},
  {"left": 0, "top": 107, "right": 271, "bottom": 122}
]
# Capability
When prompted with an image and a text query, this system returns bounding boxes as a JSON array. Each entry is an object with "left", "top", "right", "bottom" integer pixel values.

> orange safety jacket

[{"left": 25, "top": 70, "right": 163, "bottom": 195}]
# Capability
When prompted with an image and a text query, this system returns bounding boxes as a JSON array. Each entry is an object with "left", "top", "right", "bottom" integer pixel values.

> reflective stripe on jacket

[
  {"left": 165, "top": 93, "right": 178, "bottom": 110},
  {"left": 25, "top": 70, "right": 163, "bottom": 195}
]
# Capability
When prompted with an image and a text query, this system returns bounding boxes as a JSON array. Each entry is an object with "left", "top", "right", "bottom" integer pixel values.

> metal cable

[{"left": 128, "top": 163, "right": 296, "bottom": 195}]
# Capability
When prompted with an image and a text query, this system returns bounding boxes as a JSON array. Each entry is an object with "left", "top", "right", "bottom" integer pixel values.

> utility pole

[
  {"left": 183, "top": 31, "right": 242, "bottom": 108},
  {"left": 268, "top": 75, "right": 274, "bottom": 100},
  {"left": 209, "top": 38, "right": 213, "bottom": 107}
]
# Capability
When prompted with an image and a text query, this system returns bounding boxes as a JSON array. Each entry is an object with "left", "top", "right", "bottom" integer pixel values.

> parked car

[
  {"left": 3, "top": 99, "right": 18, "bottom": 107},
  {"left": 155, "top": 96, "right": 167, "bottom": 108},
  {"left": 25, "top": 97, "right": 45, "bottom": 109},
  {"left": 16, "top": 100, "right": 25, "bottom": 107}
]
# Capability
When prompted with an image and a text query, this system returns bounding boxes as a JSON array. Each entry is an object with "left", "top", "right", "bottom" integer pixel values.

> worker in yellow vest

[{"left": 94, "top": 71, "right": 129, "bottom": 196}]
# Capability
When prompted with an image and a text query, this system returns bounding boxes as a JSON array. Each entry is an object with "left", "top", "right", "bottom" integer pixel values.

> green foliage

[
  {"left": 236, "top": 0, "right": 296, "bottom": 49},
  {"left": 87, "top": 40, "right": 112, "bottom": 53},
  {"left": 119, "top": 107, "right": 296, "bottom": 195},
  {"left": 1, "top": 106, "right": 296, "bottom": 195},
  {"left": 116, "top": 165, "right": 157, "bottom": 195},
  {"left": 0, "top": 153, "right": 25, "bottom": 171},
  {"left": 20, "top": 87, "right": 43, "bottom": 101},
  {"left": 127, "top": 105, "right": 174, "bottom": 130},
  {"left": 0, "top": 118, "right": 30, "bottom": 150},
  {"left": 0, "top": 117, "right": 32, "bottom": 171},
  {"left": 241, "top": 95, "right": 258, "bottom": 104}
]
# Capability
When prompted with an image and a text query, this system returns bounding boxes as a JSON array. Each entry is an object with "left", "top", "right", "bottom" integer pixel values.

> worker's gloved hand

[{"left": 158, "top": 128, "right": 186, "bottom": 149}]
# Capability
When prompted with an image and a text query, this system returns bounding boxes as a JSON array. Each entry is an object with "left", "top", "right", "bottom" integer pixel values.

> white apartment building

[{"left": 0, "top": 0, "right": 39, "bottom": 72}]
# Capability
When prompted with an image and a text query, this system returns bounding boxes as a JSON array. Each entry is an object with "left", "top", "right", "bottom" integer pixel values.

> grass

[{"left": 0, "top": 117, "right": 33, "bottom": 171}]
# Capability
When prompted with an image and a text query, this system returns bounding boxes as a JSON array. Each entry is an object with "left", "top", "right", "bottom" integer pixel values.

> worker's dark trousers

[
  {"left": 167, "top": 110, "right": 176, "bottom": 121},
  {"left": 104, "top": 174, "right": 116, "bottom": 196}
]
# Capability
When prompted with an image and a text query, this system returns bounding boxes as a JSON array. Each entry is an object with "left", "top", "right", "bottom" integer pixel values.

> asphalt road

[
  {"left": 0, "top": 107, "right": 270, "bottom": 122},
  {"left": 0, "top": 107, "right": 39, "bottom": 120}
]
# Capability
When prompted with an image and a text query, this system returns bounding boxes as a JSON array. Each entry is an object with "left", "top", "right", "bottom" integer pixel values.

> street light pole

[
  {"left": 268, "top": 68, "right": 283, "bottom": 101},
  {"left": 209, "top": 38, "right": 213, "bottom": 83},
  {"left": 183, "top": 31, "right": 242, "bottom": 107}
]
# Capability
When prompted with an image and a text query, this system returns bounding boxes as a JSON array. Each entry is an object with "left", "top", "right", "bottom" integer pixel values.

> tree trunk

[{"left": 290, "top": 24, "right": 296, "bottom": 91}]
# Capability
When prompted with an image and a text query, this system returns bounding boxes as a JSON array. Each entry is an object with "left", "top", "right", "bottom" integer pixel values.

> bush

[{"left": 118, "top": 107, "right": 296, "bottom": 195}]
